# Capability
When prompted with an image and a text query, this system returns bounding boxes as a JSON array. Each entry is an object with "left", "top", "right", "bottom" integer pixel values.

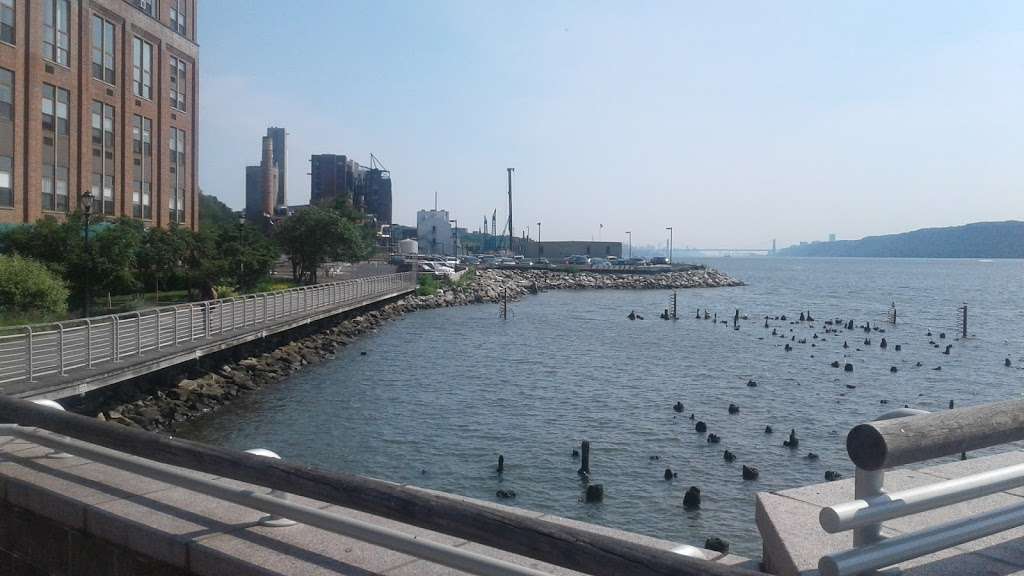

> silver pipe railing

[
  {"left": 0, "top": 271, "right": 417, "bottom": 385},
  {"left": 817, "top": 403, "right": 1024, "bottom": 576}
]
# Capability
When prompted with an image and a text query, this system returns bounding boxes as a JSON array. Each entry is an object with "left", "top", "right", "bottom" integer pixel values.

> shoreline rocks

[{"left": 88, "top": 266, "right": 742, "bottom": 431}]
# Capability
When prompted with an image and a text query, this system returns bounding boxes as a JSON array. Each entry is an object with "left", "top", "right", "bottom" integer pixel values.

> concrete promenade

[
  {"left": 0, "top": 273, "right": 416, "bottom": 402},
  {"left": 758, "top": 450, "right": 1024, "bottom": 575},
  {"left": 0, "top": 433, "right": 757, "bottom": 575}
]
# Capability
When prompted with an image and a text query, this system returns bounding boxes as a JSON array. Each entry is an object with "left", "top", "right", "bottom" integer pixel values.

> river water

[{"left": 177, "top": 257, "right": 1024, "bottom": 557}]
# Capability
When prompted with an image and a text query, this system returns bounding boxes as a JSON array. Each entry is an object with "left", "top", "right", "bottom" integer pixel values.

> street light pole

[
  {"left": 626, "top": 231, "right": 632, "bottom": 259},
  {"left": 536, "top": 222, "right": 541, "bottom": 245},
  {"left": 666, "top": 226, "right": 673, "bottom": 265},
  {"left": 449, "top": 219, "right": 458, "bottom": 257},
  {"left": 81, "top": 190, "right": 94, "bottom": 317},
  {"left": 238, "top": 216, "right": 245, "bottom": 278}
]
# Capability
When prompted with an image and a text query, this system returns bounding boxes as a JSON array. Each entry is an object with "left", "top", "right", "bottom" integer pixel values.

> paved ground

[
  {"left": 0, "top": 432, "right": 758, "bottom": 575},
  {"left": 757, "top": 450, "right": 1024, "bottom": 575}
]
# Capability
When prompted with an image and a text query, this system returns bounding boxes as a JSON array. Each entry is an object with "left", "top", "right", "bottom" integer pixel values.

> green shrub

[
  {"left": 417, "top": 274, "right": 438, "bottom": 296},
  {"left": 0, "top": 255, "right": 69, "bottom": 322}
]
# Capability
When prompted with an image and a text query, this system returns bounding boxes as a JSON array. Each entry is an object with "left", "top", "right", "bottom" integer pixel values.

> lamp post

[
  {"left": 666, "top": 226, "right": 673, "bottom": 265},
  {"left": 536, "top": 222, "right": 541, "bottom": 244},
  {"left": 449, "top": 219, "right": 458, "bottom": 257},
  {"left": 81, "top": 190, "right": 94, "bottom": 317},
  {"left": 238, "top": 216, "right": 245, "bottom": 278},
  {"left": 626, "top": 231, "right": 632, "bottom": 259}
]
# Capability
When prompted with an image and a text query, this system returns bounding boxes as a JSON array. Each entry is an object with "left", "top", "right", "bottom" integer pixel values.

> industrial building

[
  {"left": 523, "top": 241, "right": 622, "bottom": 261},
  {"left": 417, "top": 209, "right": 455, "bottom": 255},
  {"left": 0, "top": 0, "right": 199, "bottom": 229},
  {"left": 310, "top": 153, "right": 392, "bottom": 225},
  {"left": 244, "top": 127, "right": 286, "bottom": 221}
]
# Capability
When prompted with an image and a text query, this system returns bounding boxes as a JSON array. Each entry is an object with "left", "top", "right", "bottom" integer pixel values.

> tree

[
  {"left": 0, "top": 254, "right": 69, "bottom": 321},
  {"left": 275, "top": 207, "right": 372, "bottom": 284},
  {"left": 199, "top": 192, "right": 239, "bottom": 230},
  {"left": 138, "top": 226, "right": 188, "bottom": 300}
]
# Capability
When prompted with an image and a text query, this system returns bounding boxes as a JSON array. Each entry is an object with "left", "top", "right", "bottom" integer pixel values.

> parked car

[
  {"left": 533, "top": 258, "right": 551, "bottom": 268},
  {"left": 515, "top": 259, "right": 533, "bottom": 268},
  {"left": 590, "top": 258, "right": 613, "bottom": 269},
  {"left": 460, "top": 256, "right": 480, "bottom": 265},
  {"left": 650, "top": 256, "right": 669, "bottom": 265},
  {"left": 418, "top": 262, "right": 455, "bottom": 277},
  {"left": 566, "top": 255, "right": 591, "bottom": 266},
  {"left": 625, "top": 257, "right": 648, "bottom": 266}
]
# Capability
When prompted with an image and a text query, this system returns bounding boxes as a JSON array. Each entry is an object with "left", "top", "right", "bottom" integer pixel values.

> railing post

[
  {"left": 156, "top": 310, "right": 162, "bottom": 350},
  {"left": 190, "top": 306, "right": 196, "bottom": 341},
  {"left": 851, "top": 408, "right": 930, "bottom": 548},
  {"left": 173, "top": 308, "right": 179, "bottom": 344},
  {"left": 205, "top": 302, "right": 211, "bottom": 337},
  {"left": 113, "top": 315, "right": 120, "bottom": 361},
  {"left": 136, "top": 313, "right": 142, "bottom": 356},
  {"left": 86, "top": 319, "right": 93, "bottom": 367},
  {"left": 57, "top": 323, "right": 65, "bottom": 375},
  {"left": 26, "top": 326, "right": 34, "bottom": 382},
  {"left": 262, "top": 294, "right": 267, "bottom": 323},
  {"left": 852, "top": 467, "right": 886, "bottom": 547},
  {"left": 242, "top": 297, "right": 247, "bottom": 327}
]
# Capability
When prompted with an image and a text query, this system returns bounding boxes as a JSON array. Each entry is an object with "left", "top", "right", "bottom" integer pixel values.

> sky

[{"left": 198, "top": 1, "right": 1024, "bottom": 249}]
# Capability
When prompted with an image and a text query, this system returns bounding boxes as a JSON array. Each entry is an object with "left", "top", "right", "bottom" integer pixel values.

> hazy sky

[{"left": 199, "top": 1, "right": 1024, "bottom": 249}]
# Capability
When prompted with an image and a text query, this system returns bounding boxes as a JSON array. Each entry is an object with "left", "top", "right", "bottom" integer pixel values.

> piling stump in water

[
  {"left": 497, "top": 454, "right": 504, "bottom": 474},
  {"left": 705, "top": 537, "right": 730, "bottom": 554},
  {"left": 585, "top": 484, "right": 604, "bottom": 502},
  {"left": 578, "top": 440, "right": 590, "bottom": 476},
  {"left": 683, "top": 486, "right": 701, "bottom": 509}
]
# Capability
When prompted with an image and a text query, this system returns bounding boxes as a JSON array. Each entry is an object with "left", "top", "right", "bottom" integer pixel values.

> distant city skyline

[{"left": 199, "top": 1, "right": 1024, "bottom": 248}]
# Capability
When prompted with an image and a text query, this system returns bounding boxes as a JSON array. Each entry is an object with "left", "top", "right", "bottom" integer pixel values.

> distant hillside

[{"left": 777, "top": 221, "right": 1024, "bottom": 258}]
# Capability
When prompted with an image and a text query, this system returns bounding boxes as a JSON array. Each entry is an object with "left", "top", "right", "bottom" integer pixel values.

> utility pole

[
  {"left": 507, "top": 168, "right": 514, "bottom": 255},
  {"left": 449, "top": 219, "right": 458, "bottom": 257},
  {"left": 537, "top": 222, "right": 541, "bottom": 245},
  {"left": 666, "top": 226, "right": 673, "bottom": 264},
  {"left": 626, "top": 231, "right": 632, "bottom": 259}
]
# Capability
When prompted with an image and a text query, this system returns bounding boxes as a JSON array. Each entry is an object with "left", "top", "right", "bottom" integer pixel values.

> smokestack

[{"left": 261, "top": 136, "right": 274, "bottom": 215}]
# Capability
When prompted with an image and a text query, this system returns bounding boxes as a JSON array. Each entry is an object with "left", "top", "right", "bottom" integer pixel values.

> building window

[
  {"left": 0, "top": 68, "right": 11, "bottom": 207},
  {"left": 42, "top": 84, "right": 70, "bottom": 212},
  {"left": 43, "top": 0, "right": 69, "bottom": 66},
  {"left": 132, "top": 36, "right": 152, "bottom": 99},
  {"left": 91, "top": 102, "right": 114, "bottom": 215},
  {"left": 169, "top": 56, "right": 186, "bottom": 111},
  {"left": 0, "top": 0, "right": 14, "bottom": 45},
  {"left": 169, "top": 127, "right": 185, "bottom": 223},
  {"left": 91, "top": 16, "right": 115, "bottom": 84},
  {"left": 170, "top": 0, "right": 186, "bottom": 36},
  {"left": 134, "top": 0, "right": 157, "bottom": 18},
  {"left": 132, "top": 115, "right": 152, "bottom": 219}
]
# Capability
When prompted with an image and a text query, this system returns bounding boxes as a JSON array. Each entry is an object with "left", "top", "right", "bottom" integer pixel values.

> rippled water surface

[{"left": 177, "top": 257, "right": 1024, "bottom": 556}]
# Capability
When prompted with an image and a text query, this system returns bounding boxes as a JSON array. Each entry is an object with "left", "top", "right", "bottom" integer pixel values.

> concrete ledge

[
  {"left": 1, "top": 434, "right": 754, "bottom": 575},
  {"left": 756, "top": 451, "right": 1024, "bottom": 575}
]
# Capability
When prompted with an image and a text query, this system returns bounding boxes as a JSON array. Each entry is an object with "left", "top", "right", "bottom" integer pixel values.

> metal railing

[
  {"left": 0, "top": 271, "right": 417, "bottom": 385},
  {"left": 817, "top": 400, "right": 1024, "bottom": 576}
]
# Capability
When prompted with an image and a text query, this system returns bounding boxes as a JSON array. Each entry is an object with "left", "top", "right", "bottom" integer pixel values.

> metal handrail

[
  {"left": 0, "top": 272, "right": 416, "bottom": 385},
  {"left": 817, "top": 404, "right": 1024, "bottom": 576}
]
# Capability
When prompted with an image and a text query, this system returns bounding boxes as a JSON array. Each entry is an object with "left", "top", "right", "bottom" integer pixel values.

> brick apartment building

[{"left": 0, "top": 0, "right": 198, "bottom": 230}]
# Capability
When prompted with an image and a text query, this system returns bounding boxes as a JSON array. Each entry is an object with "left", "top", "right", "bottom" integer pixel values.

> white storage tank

[{"left": 399, "top": 238, "right": 418, "bottom": 255}]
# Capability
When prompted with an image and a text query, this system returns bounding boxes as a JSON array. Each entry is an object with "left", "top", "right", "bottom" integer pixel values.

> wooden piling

[
  {"left": 578, "top": 440, "right": 591, "bottom": 476},
  {"left": 497, "top": 454, "right": 504, "bottom": 474}
]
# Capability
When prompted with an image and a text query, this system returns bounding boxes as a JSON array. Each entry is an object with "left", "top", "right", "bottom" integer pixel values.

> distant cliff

[{"left": 777, "top": 221, "right": 1024, "bottom": 258}]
